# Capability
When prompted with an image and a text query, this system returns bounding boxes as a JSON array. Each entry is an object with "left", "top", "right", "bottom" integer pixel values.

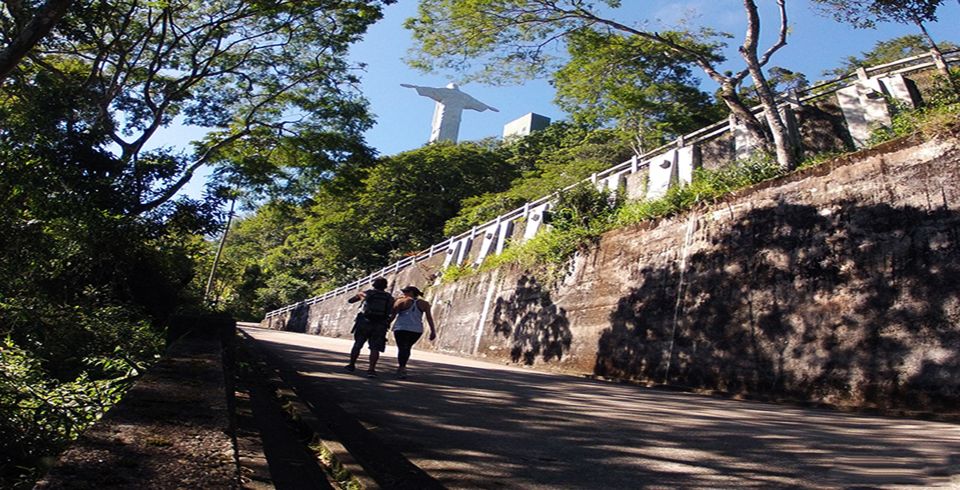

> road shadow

[
  {"left": 248, "top": 331, "right": 960, "bottom": 489},
  {"left": 491, "top": 274, "right": 572, "bottom": 365},
  {"left": 597, "top": 201, "right": 960, "bottom": 413}
]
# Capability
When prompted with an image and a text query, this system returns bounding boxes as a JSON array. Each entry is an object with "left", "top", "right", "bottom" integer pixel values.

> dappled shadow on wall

[
  {"left": 596, "top": 201, "right": 960, "bottom": 413},
  {"left": 284, "top": 303, "right": 310, "bottom": 333},
  {"left": 491, "top": 274, "right": 572, "bottom": 365}
]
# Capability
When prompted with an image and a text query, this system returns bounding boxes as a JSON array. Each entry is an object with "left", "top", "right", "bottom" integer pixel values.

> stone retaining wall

[{"left": 265, "top": 129, "right": 960, "bottom": 415}]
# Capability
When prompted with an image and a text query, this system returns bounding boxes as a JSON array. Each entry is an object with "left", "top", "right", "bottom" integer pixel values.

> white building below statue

[{"left": 503, "top": 113, "right": 551, "bottom": 140}]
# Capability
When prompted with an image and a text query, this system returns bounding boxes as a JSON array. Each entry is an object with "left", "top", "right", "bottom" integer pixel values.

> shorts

[{"left": 353, "top": 316, "right": 389, "bottom": 352}]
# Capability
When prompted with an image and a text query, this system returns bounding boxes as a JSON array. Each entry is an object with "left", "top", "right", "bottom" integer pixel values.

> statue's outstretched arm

[
  {"left": 401, "top": 83, "right": 443, "bottom": 102},
  {"left": 462, "top": 96, "right": 499, "bottom": 113}
]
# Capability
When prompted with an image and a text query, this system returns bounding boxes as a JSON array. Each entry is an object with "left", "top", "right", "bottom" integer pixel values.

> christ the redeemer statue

[{"left": 401, "top": 83, "right": 499, "bottom": 143}]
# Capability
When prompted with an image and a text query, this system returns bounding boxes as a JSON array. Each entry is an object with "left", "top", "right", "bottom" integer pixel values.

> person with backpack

[
  {"left": 344, "top": 277, "right": 395, "bottom": 377},
  {"left": 391, "top": 285, "right": 437, "bottom": 379}
]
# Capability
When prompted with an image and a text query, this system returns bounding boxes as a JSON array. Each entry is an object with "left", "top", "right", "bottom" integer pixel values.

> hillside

[{"left": 265, "top": 123, "right": 960, "bottom": 417}]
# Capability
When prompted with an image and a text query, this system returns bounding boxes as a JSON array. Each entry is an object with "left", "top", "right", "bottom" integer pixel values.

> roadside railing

[{"left": 264, "top": 49, "right": 958, "bottom": 320}]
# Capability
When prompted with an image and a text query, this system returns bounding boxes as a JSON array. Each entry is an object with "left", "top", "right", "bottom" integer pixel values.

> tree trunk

[
  {"left": 205, "top": 197, "right": 237, "bottom": 305},
  {"left": 0, "top": 0, "right": 74, "bottom": 82},
  {"left": 739, "top": 0, "right": 797, "bottom": 171},
  {"left": 915, "top": 20, "right": 956, "bottom": 91},
  {"left": 717, "top": 80, "right": 770, "bottom": 149},
  {"left": 745, "top": 61, "right": 797, "bottom": 171}
]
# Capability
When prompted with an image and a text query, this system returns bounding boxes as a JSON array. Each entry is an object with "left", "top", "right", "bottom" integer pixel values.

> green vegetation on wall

[{"left": 479, "top": 98, "right": 960, "bottom": 285}]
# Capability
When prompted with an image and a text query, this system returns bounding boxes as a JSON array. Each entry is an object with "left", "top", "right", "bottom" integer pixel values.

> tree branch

[
  {"left": 565, "top": 5, "right": 733, "bottom": 86},
  {"left": 129, "top": 128, "right": 250, "bottom": 215},
  {"left": 0, "top": 0, "right": 73, "bottom": 81},
  {"left": 756, "top": 0, "right": 789, "bottom": 68}
]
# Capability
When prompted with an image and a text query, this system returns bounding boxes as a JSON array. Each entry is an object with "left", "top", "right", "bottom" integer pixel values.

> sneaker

[
  {"left": 396, "top": 367, "right": 408, "bottom": 379},
  {"left": 344, "top": 364, "right": 355, "bottom": 372},
  {"left": 366, "top": 370, "right": 378, "bottom": 378}
]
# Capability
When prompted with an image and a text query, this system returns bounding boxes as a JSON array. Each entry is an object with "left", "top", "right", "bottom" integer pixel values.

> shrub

[
  {"left": 0, "top": 304, "right": 162, "bottom": 487},
  {"left": 617, "top": 153, "right": 781, "bottom": 227},
  {"left": 440, "top": 264, "right": 474, "bottom": 283}
]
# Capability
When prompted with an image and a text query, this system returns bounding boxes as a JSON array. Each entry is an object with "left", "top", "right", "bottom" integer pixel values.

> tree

[
  {"left": 198, "top": 202, "right": 303, "bottom": 319},
  {"left": 212, "top": 140, "right": 515, "bottom": 315},
  {"left": 444, "top": 123, "right": 634, "bottom": 235},
  {"left": 3, "top": 0, "right": 395, "bottom": 215},
  {"left": 552, "top": 28, "right": 725, "bottom": 154},
  {"left": 766, "top": 67, "right": 810, "bottom": 94},
  {"left": 357, "top": 141, "right": 514, "bottom": 259},
  {"left": 0, "top": 1, "right": 396, "bottom": 478},
  {"left": 406, "top": 0, "right": 800, "bottom": 170},
  {"left": 813, "top": 0, "right": 955, "bottom": 85}
]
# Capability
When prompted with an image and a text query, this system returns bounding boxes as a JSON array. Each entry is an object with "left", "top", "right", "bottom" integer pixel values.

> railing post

[{"left": 856, "top": 66, "right": 869, "bottom": 82}]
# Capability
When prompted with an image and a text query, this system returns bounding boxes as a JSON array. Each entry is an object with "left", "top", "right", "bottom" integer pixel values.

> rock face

[{"left": 265, "top": 130, "right": 960, "bottom": 415}]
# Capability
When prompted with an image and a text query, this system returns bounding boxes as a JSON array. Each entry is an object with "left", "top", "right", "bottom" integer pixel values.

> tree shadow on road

[{"left": 250, "top": 331, "right": 960, "bottom": 489}]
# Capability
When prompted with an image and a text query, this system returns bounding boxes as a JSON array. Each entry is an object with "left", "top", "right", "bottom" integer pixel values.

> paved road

[{"left": 242, "top": 327, "right": 960, "bottom": 489}]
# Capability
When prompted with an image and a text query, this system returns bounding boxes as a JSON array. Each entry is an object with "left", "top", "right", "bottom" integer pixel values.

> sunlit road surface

[{"left": 242, "top": 327, "right": 960, "bottom": 489}]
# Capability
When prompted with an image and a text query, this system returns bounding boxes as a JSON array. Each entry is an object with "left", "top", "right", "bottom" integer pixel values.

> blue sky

[{"left": 170, "top": 0, "right": 958, "bottom": 197}]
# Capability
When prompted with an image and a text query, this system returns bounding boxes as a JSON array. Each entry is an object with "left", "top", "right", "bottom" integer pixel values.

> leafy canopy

[
  {"left": 211, "top": 141, "right": 515, "bottom": 316},
  {"left": 813, "top": 0, "right": 945, "bottom": 28},
  {"left": 0, "top": 0, "right": 396, "bottom": 480},
  {"left": 444, "top": 123, "right": 633, "bottom": 235},
  {"left": 823, "top": 34, "right": 958, "bottom": 78},
  {"left": 3, "top": 0, "right": 395, "bottom": 213},
  {"left": 553, "top": 28, "right": 724, "bottom": 151}
]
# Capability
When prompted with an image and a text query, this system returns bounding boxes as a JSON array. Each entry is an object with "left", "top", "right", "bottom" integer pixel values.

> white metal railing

[{"left": 263, "top": 49, "right": 958, "bottom": 319}]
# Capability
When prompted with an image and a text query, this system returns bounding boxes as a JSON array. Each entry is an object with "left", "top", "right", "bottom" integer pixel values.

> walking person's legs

[
  {"left": 345, "top": 339, "right": 363, "bottom": 371},
  {"left": 368, "top": 349, "right": 380, "bottom": 376},
  {"left": 346, "top": 319, "right": 370, "bottom": 372},
  {"left": 394, "top": 330, "right": 423, "bottom": 378},
  {"left": 365, "top": 323, "right": 388, "bottom": 377}
]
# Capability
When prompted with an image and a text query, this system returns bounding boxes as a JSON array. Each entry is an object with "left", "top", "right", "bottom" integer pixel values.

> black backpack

[{"left": 361, "top": 290, "right": 393, "bottom": 321}]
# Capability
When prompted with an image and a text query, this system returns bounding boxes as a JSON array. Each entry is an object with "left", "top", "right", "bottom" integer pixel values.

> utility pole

[{"left": 204, "top": 196, "right": 237, "bottom": 306}]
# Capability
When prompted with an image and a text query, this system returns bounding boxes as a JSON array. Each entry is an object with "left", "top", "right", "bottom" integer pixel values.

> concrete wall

[{"left": 265, "top": 129, "right": 960, "bottom": 415}]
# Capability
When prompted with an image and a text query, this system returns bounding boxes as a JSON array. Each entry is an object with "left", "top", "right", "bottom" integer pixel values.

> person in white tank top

[{"left": 391, "top": 285, "right": 437, "bottom": 378}]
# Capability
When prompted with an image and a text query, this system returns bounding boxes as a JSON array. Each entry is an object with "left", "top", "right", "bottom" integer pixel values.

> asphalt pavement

[{"left": 241, "top": 327, "right": 960, "bottom": 489}]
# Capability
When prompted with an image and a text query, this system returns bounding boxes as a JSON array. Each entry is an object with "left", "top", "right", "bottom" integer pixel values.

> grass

[
  {"left": 869, "top": 101, "right": 960, "bottom": 145},
  {"left": 615, "top": 153, "right": 783, "bottom": 228},
  {"left": 309, "top": 441, "right": 362, "bottom": 490},
  {"left": 868, "top": 71, "right": 959, "bottom": 145},
  {"left": 440, "top": 263, "right": 473, "bottom": 283}
]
